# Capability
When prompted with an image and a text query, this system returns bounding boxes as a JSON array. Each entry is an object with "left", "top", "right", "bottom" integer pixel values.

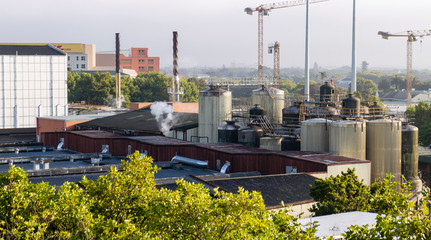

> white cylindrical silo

[
  {"left": 198, "top": 86, "right": 232, "bottom": 143},
  {"left": 366, "top": 119, "right": 402, "bottom": 183},
  {"left": 329, "top": 120, "right": 366, "bottom": 160},
  {"left": 252, "top": 86, "right": 284, "bottom": 124},
  {"left": 301, "top": 118, "right": 332, "bottom": 152}
]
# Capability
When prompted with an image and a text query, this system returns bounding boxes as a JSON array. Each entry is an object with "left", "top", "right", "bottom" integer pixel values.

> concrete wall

[{"left": 0, "top": 55, "right": 68, "bottom": 129}]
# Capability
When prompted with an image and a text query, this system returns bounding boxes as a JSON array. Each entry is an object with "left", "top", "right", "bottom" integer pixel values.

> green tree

[
  {"left": 309, "top": 169, "right": 412, "bottom": 216},
  {"left": 179, "top": 79, "right": 199, "bottom": 102},
  {"left": 129, "top": 72, "right": 171, "bottom": 102},
  {"left": 406, "top": 101, "right": 431, "bottom": 146},
  {"left": 378, "top": 79, "right": 392, "bottom": 93},
  {"left": 356, "top": 77, "right": 378, "bottom": 104}
]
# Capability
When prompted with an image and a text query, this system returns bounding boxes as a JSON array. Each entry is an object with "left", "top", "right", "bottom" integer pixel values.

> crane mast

[
  {"left": 269, "top": 41, "right": 280, "bottom": 87},
  {"left": 378, "top": 30, "right": 431, "bottom": 106},
  {"left": 245, "top": 0, "right": 328, "bottom": 86}
]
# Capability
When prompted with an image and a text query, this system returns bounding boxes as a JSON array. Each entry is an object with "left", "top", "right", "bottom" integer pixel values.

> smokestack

[
  {"left": 172, "top": 31, "right": 180, "bottom": 102},
  {"left": 351, "top": 0, "right": 357, "bottom": 93},
  {"left": 115, "top": 33, "right": 121, "bottom": 108}
]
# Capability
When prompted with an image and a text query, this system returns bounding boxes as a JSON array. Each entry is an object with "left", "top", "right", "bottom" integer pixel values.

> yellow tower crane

[
  {"left": 378, "top": 30, "right": 431, "bottom": 106},
  {"left": 245, "top": 0, "right": 328, "bottom": 86}
]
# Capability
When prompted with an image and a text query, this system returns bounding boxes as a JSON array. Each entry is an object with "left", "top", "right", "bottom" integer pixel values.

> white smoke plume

[{"left": 150, "top": 102, "right": 175, "bottom": 135}]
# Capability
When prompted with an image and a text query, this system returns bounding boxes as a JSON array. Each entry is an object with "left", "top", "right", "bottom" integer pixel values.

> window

[
  {"left": 139, "top": 59, "right": 145, "bottom": 64},
  {"left": 148, "top": 59, "right": 154, "bottom": 64},
  {"left": 81, "top": 56, "right": 86, "bottom": 61},
  {"left": 76, "top": 56, "right": 79, "bottom": 61},
  {"left": 67, "top": 56, "right": 70, "bottom": 60},
  {"left": 76, "top": 64, "right": 79, "bottom": 69},
  {"left": 139, "top": 66, "right": 145, "bottom": 72},
  {"left": 138, "top": 49, "right": 145, "bottom": 55},
  {"left": 81, "top": 64, "right": 86, "bottom": 69},
  {"left": 121, "top": 59, "right": 131, "bottom": 64},
  {"left": 148, "top": 66, "right": 154, "bottom": 71}
]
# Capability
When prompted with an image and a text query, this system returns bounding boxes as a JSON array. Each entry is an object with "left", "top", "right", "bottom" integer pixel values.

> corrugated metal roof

[
  {"left": 0, "top": 45, "right": 65, "bottom": 55},
  {"left": 77, "top": 108, "right": 198, "bottom": 134}
]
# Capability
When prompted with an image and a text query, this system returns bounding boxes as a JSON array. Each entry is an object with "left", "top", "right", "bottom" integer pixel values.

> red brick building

[{"left": 96, "top": 48, "right": 160, "bottom": 74}]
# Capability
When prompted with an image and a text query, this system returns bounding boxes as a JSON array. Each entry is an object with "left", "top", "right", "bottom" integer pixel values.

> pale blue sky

[{"left": 1, "top": 0, "right": 430, "bottom": 69}]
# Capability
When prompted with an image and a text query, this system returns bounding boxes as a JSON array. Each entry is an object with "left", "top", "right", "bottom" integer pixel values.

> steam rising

[{"left": 150, "top": 102, "right": 175, "bottom": 135}]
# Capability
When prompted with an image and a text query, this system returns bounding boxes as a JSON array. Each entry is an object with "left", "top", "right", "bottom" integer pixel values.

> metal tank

[
  {"left": 249, "top": 104, "right": 266, "bottom": 123},
  {"left": 252, "top": 86, "right": 284, "bottom": 124},
  {"left": 402, "top": 125, "right": 422, "bottom": 192},
  {"left": 238, "top": 124, "right": 264, "bottom": 148},
  {"left": 329, "top": 120, "right": 366, "bottom": 160},
  {"left": 218, "top": 121, "right": 240, "bottom": 143},
  {"left": 320, "top": 82, "right": 335, "bottom": 102},
  {"left": 260, "top": 136, "right": 282, "bottom": 151},
  {"left": 369, "top": 102, "right": 385, "bottom": 116},
  {"left": 281, "top": 137, "right": 301, "bottom": 151},
  {"left": 341, "top": 94, "right": 360, "bottom": 117},
  {"left": 282, "top": 102, "right": 301, "bottom": 126},
  {"left": 198, "top": 85, "right": 232, "bottom": 143},
  {"left": 366, "top": 119, "right": 402, "bottom": 183},
  {"left": 300, "top": 118, "right": 332, "bottom": 152}
]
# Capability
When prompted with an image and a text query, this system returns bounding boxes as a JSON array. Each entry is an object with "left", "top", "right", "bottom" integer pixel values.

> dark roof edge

[{"left": 47, "top": 44, "right": 66, "bottom": 55}]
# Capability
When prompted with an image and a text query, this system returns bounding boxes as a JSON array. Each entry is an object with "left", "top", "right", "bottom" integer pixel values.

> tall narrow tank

[
  {"left": 320, "top": 82, "right": 335, "bottom": 102},
  {"left": 252, "top": 86, "right": 284, "bottom": 124},
  {"left": 367, "top": 119, "right": 402, "bottom": 183},
  {"left": 341, "top": 94, "right": 360, "bottom": 117},
  {"left": 218, "top": 121, "right": 240, "bottom": 143},
  {"left": 301, "top": 118, "right": 332, "bottom": 152},
  {"left": 198, "top": 86, "right": 232, "bottom": 143},
  {"left": 369, "top": 101, "right": 384, "bottom": 116},
  {"left": 238, "top": 124, "right": 264, "bottom": 147},
  {"left": 402, "top": 125, "right": 421, "bottom": 192},
  {"left": 329, "top": 120, "right": 366, "bottom": 160}
]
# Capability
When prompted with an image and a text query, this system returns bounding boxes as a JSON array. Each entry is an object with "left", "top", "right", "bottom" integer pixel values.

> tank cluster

[{"left": 199, "top": 83, "right": 420, "bottom": 190}]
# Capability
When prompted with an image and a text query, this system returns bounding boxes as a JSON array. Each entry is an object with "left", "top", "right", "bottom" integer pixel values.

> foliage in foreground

[{"left": 0, "top": 151, "right": 317, "bottom": 239}]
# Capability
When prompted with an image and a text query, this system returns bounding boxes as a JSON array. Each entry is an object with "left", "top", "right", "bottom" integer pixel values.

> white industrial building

[{"left": 0, "top": 45, "right": 68, "bottom": 129}]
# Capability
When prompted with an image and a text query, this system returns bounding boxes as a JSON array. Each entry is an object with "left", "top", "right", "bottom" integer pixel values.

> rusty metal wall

[{"left": 41, "top": 131, "right": 330, "bottom": 175}]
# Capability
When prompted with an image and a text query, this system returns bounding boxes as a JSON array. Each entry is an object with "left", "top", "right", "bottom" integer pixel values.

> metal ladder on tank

[{"left": 256, "top": 115, "right": 276, "bottom": 135}]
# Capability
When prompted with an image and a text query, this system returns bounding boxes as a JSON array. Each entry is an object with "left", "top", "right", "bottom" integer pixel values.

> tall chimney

[
  {"left": 172, "top": 31, "right": 179, "bottom": 102},
  {"left": 115, "top": 33, "right": 121, "bottom": 108}
]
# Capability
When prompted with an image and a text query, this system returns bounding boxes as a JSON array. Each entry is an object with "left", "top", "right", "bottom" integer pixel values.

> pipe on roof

[{"left": 171, "top": 155, "right": 208, "bottom": 168}]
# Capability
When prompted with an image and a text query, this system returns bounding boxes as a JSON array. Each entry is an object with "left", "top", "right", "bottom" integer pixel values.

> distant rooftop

[{"left": 0, "top": 45, "right": 65, "bottom": 55}]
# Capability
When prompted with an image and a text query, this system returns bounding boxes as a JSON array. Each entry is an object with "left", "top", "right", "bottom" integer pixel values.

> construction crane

[
  {"left": 378, "top": 30, "right": 431, "bottom": 106},
  {"left": 268, "top": 41, "right": 280, "bottom": 87},
  {"left": 245, "top": 0, "right": 328, "bottom": 86}
]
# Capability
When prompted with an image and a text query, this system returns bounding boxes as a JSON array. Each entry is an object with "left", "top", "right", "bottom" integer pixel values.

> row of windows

[
  {"left": 139, "top": 66, "right": 154, "bottom": 72},
  {"left": 121, "top": 59, "right": 155, "bottom": 64},
  {"left": 67, "top": 56, "right": 86, "bottom": 61}
]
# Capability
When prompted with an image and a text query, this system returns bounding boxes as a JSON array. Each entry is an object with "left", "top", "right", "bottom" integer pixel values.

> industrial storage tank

[
  {"left": 282, "top": 102, "right": 301, "bottom": 126},
  {"left": 320, "top": 82, "right": 335, "bottom": 102},
  {"left": 281, "top": 137, "right": 301, "bottom": 151},
  {"left": 218, "top": 121, "right": 241, "bottom": 143},
  {"left": 238, "top": 124, "right": 264, "bottom": 147},
  {"left": 329, "top": 120, "right": 366, "bottom": 160},
  {"left": 341, "top": 94, "right": 360, "bottom": 117},
  {"left": 301, "top": 118, "right": 332, "bottom": 152},
  {"left": 369, "top": 102, "right": 385, "bottom": 117},
  {"left": 252, "top": 86, "right": 284, "bottom": 124},
  {"left": 249, "top": 104, "right": 266, "bottom": 123},
  {"left": 367, "top": 119, "right": 402, "bottom": 183},
  {"left": 402, "top": 125, "right": 422, "bottom": 192},
  {"left": 260, "top": 136, "right": 282, "bottom": 151},
  {"left": 198, "top": 85, "right": 232, "bottom": 143}
]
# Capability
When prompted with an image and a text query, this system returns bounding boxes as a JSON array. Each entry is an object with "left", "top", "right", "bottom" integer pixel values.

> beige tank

[
  {"left": 198, "top": 86, "right": 232, "bottom": 143},
  {"left": 366, "top": 119, "right": 402, "bottom": 183},
  {"left": 301, "top": 118, "right": 332, "bottom": 152},
  {"left": 252, "top": 86, "right": 284, "bottom": 124},
  {"left": 259, "top": 136, "right": 282, "bottom": 151},
  {"left": 329, "top": 120, "right": 366, "bottom": 160}
]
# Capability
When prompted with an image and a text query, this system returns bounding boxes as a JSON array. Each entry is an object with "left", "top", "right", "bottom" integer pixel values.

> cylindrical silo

[
  {"left": 238, "top": 124, "right": 264, "bottom": 147},
  {"left": 329, "top": 120, "right": 366, "bottom": 160},
  {"left": 252, "top": 86, "right": 284, "bottom": 124},
  {"left": 367, "top": 119, "right": 402, "bottom": 183},
  {"left": 341, "top": 93, "right": 360, "bottom": 117},
  {"left": 198, "top": 86, "right": 232, "bottom": 143},
  {"left": 301, "top": 118, "right": 332, "bottom": 152},
  {"left": 402, "top": 125, "right": 422, "bottom": 192}
]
